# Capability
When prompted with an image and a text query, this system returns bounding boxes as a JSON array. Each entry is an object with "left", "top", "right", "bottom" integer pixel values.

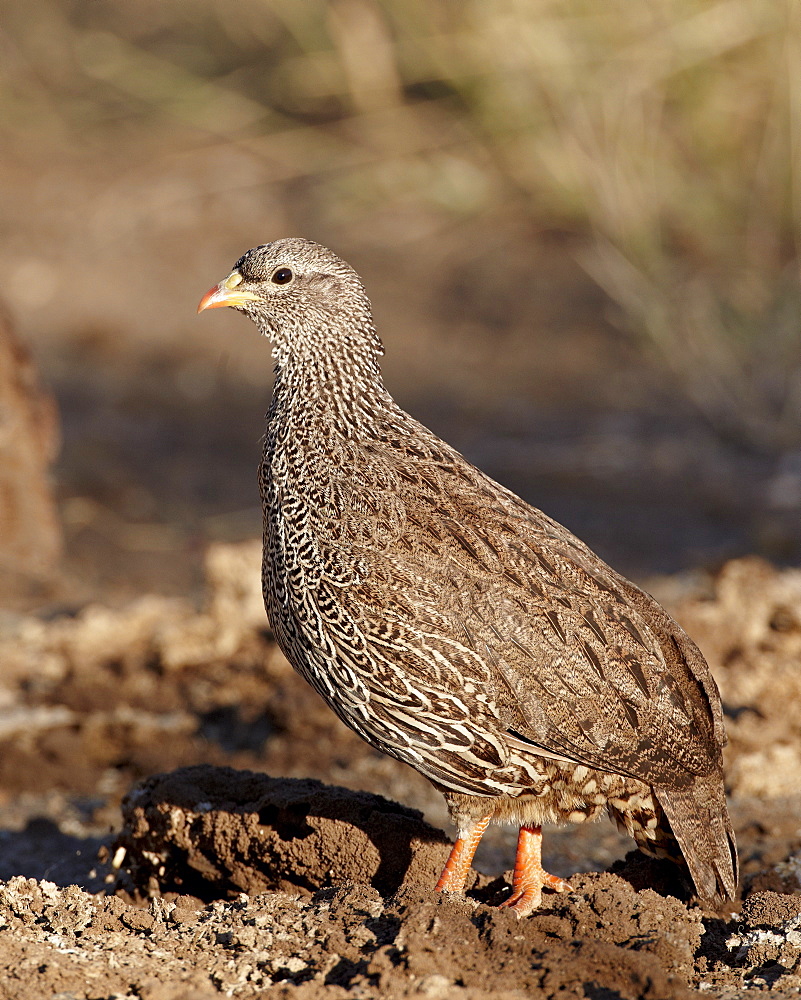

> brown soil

[{"left": 0, "top": 544, "right": 800, "bottom": 999}]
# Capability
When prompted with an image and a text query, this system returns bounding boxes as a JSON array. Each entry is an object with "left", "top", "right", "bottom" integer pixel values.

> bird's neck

[{"left": 268, "top": 348, "right": 399, "bottom": 441}]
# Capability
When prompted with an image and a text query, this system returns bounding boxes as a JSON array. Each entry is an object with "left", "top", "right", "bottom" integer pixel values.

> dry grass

[{"left": 2, "top": 0, "right": 800, "bottom": 448}]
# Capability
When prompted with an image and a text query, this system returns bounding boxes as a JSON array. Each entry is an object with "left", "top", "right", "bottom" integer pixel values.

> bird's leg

[
  {"left": 499, "top": 825, "right": 573, "bottom": 917},
  {"left": 435, "top": 814, "right": 492, "bottom": 894}
]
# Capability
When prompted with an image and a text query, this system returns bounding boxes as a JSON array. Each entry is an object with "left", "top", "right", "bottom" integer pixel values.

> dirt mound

[{"left": 115, "top": 765, "right": 452, "bottom": 900}]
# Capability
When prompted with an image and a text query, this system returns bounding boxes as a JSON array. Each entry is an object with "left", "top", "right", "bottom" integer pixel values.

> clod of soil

[
  {"left": 727, "top": 892, "right": 801, "bottom": 988},
  {"left": 114, "top": 765, "right": 453, "bottom": 900}
]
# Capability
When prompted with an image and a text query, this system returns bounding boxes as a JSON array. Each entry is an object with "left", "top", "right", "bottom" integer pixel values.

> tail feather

[{"left": 654, "top": 777, "right": 738, "bottom": 903}]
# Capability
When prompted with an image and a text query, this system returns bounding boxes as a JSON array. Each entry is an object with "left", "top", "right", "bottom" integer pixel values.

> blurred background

[{"left": 2, "top": 0, "right": 801, "bottom": 607}]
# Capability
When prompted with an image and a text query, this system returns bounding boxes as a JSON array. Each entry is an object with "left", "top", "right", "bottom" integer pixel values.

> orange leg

[
  {"left": 499, "top": 825, "right": 573, "bottom": 917},
  {"left": 435, "top": 815, "right": 492, "bottom": 894}
]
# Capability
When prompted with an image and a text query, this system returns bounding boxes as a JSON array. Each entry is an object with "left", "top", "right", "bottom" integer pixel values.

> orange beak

[{"left": 197, "top": 271, "right": 261, "bottom": 313}]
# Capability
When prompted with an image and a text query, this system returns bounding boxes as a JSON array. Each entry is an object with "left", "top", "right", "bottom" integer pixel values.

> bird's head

[{"left": 198, "top": 238, "right": 383, "bottom": 367}]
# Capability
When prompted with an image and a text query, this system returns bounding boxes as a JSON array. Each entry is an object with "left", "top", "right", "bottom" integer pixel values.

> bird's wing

[
  {"left": 460, "top": 534, "right": 720, "bottom": 787},
  {"left": 360, "top": 435, "right": 725, "bottom": 789}
]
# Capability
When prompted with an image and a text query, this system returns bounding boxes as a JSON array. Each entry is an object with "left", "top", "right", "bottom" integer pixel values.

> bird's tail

[{"left": 653, "top": 776, "right": 738, "bottom": 903}]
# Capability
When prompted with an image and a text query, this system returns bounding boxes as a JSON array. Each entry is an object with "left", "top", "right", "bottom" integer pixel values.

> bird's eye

[{"left": 271, "top": 267, "right": 294, "bottom": 285}]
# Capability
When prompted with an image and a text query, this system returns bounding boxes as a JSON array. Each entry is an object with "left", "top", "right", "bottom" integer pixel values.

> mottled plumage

[{"left": 198, "top": 239, "right": 738, "bottom": 914}]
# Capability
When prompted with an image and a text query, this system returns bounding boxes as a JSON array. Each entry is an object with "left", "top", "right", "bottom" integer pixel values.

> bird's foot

[
  {"left": 435, "top": 815, "right": 492, "bottom": 894},
  {"left": 499, "top": 871, "right": 573, "bottom": 917},
  {"left": 498, "top": 824, "right": 573, "bottom": 917}
]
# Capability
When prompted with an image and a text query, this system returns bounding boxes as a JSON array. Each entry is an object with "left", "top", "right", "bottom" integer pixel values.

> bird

[{"left": 198, "top": 238, "right": 738, "bottom": 916}]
